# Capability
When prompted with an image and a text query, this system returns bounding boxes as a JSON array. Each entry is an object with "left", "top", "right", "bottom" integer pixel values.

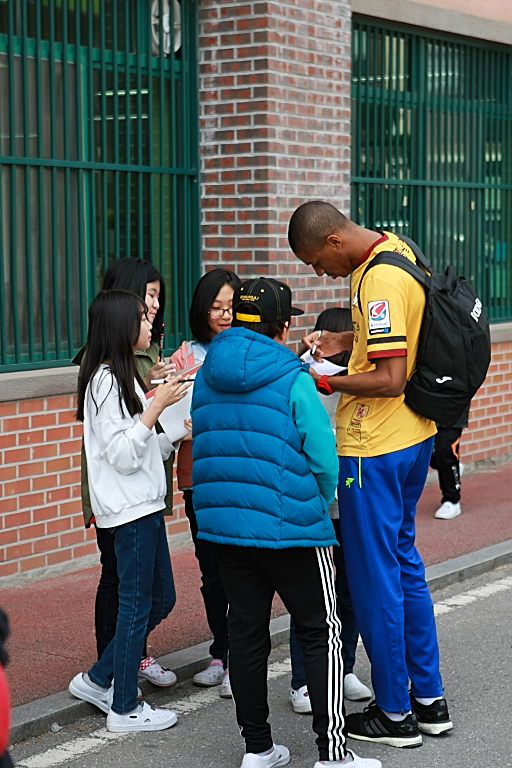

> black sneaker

[
  {"left": 410, "top": 697, "right": 453, "bottom": 735},
  {"left": 346, "top": 702, "right": 422, "bottom": 748}
]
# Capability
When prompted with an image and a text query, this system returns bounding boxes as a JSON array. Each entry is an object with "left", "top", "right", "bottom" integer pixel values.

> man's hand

[{"left": 302, "top": 330, "right": 354, "bottom": 360}]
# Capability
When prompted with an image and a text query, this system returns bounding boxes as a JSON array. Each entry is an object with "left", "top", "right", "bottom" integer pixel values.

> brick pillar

[{"left": 198, "top": 0, "right": 352, "bottom": 340}]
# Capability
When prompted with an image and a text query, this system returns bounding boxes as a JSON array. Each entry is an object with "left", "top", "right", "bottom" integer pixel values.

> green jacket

[{"left": 73, "top": 342, "right": 175, "bottom": 527}]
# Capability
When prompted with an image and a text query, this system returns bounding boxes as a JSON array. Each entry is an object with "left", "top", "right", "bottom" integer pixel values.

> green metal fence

[
  {"left": 0, "top": 0, "right": 200, "bottom": 372},
  {"left": 352, "top": 18, "right": 512, "bottom": 322}
]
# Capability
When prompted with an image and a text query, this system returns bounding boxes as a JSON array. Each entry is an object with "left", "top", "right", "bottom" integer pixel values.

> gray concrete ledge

[
  {"left": 425, "top": 539, "right": 512, "bottom": 592},
  {"left": 490, "top": 322, "right": 512, "bottom": 344},
  {"left": 9, "top": 542, "right": 512, "bottom": 746},
  {"left": 0, "top": 366, "right": 77, "bottom": 403},
  {"left": 353, "top": 0, "right": 512, "bottom": 46}
]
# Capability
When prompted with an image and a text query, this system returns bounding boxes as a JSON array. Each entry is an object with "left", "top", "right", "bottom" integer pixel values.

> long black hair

[
  {"left": 76, "top": 290, "right": 147, "bottom": 422},
  {"left": 314, "top": 307, "right": 352, "bottom": 369},
  {"left": 102, "top": 257, "right": 165, "bottom": 346},
  {"left": 189, "top": 269, "right": 241, "bottom": 344}
]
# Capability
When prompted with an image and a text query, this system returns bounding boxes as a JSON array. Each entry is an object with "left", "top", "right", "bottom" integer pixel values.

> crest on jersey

[{"left": 368, "top": 300, "right": 391, "bottom": 335}]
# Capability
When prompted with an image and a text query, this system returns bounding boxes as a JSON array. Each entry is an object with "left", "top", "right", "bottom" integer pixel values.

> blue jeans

[
  {"left": 290, "top": 521, "right": 359, "bottom": 690},
  {"left": 88, "top": 511, "right": 176, "bottom": 714},
  {"left": 338, "top": 437, "right": 443, "bottom": 713}
]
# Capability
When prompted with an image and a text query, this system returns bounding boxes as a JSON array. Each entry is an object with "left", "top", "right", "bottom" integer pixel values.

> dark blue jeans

[
  {"left": 88, "top": 511, "right": 176, "bottom": 714},
  {"left": 290, "top": 518, "right": 359, "bottom": 690}
]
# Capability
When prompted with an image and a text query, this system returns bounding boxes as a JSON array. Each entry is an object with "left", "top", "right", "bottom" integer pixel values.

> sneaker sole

[
  {"left": 192, "top": 679, "right": 223, "bottom": 687},
  {"left": 68, "top": 679, "right": 110, "bottom": 715},
  {"left": 418, "top": 720, "right": 453, "bottom": 736},
  {"left": 219, "top": 690, "right": 233, "bottom": 698},
  {"left": 106, "top": 712, "right": 178, "bottom": 733},
  {"left": 344, "top": 691, "right": 372, "bottom": 702},
  {"left": 434, "top": 511, "right": 461, "bottom": 520},
  {"left": 347, "top": 731, "right": 423, "bottom": 749},
  {"left": 138, "top": 674, "right": 177, "bottom": 688},
  {"left": 291, "top": 703, "right": 313, "bottom": 714}
]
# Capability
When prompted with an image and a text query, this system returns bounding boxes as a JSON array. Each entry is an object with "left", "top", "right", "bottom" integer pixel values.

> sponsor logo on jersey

[{"left": 368, "top": 300, "right": 391, "bottom": 335}]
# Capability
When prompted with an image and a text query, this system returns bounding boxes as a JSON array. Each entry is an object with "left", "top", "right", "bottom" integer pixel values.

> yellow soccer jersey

[{"left": 336, "top": 231, "right": 436, "bottom": 457}]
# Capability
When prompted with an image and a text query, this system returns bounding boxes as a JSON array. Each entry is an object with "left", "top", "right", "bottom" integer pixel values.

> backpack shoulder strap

[
  {"left": 394, "top": 234, "right": 433, "bottom": 272},
  {"left": 356, "top": 252, "right": 430, "bottom": 315}
]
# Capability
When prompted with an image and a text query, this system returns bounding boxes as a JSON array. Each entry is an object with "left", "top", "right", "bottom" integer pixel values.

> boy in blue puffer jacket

[{"left": 192, "top": 278, "right": 382, "bottom": 768}]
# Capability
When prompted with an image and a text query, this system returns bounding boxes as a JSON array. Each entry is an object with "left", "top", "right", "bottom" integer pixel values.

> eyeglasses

[{"left": 208, "top": 307, "right": 233, "bottom": 319}]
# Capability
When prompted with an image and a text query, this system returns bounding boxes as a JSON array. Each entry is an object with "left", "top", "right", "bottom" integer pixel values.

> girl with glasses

[{"left": 170, "top": 268, "right": 241, "bottom": 697}]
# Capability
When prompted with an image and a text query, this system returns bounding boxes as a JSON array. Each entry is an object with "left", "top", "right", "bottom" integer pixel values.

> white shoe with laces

[
  {"left": 138, "top": 656, "right": 177, "bottom": 687},
  {"left": 343, "top": 673, "right": 372, "bottom": 701},
  {"left": 313, "top": 749, "right": 382, "bottom": 767},
  {"left": 106, "top": 701, "right": 177, "bottom": 732},
  {"left": 434, "top": 501, "right": 462, "bottom": 520},
  {"left": 193, "top": 659, "right": 224, "bottom": 687},
  {"left": 241, "top": 744, "right": 290, "bottom": 767},
  {"left": 219, "top": 668, "right": 232, "bottom": 698},
  {"left": 290, "top": 685, "right": 313, "bottom": 713}
]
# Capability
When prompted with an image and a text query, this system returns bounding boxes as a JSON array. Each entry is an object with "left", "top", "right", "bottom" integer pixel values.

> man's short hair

[{"left": 288, "top": 201, "right": 350, "bottom": 255}]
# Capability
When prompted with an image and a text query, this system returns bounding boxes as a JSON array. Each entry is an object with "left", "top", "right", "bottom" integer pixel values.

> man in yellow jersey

[{"left": 288, "top": 201, "right": 453, "bottom": 750}]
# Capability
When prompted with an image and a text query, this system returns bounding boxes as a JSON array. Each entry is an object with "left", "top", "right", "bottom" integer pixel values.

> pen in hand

[{"left": 311, "top": 330, "right": 322, "bottom": 356}]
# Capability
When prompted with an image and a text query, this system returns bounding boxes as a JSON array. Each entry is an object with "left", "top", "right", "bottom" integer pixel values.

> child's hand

[
  {"left": 180, "top": 418, "right": 193, "bottom": 442},
  {"left": 144, "top": 360, "right": 177, "bottom": 389},
  {"left": 152, "top": 375, "right": 191, "bottom": 412}
]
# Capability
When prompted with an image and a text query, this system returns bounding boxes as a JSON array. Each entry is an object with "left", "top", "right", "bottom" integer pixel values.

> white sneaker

[
  {"left": 290, "top": 685, "right": 312, "bottom": 713},
  {"left": 343, "top": 673, "right": 371, "bottom": 701},
  {"left": 106, "top": 701, "right": 177, "bottom": 732},
  {"left": 69, "top": 673, "right": 111, "bottom": 714},
  {"left": 435, "top": 501, "right": 462, "bottom": 520},
  {"left": 241, "top": 744, "right": 290, "bottom": 768},
  {"left": 313, "top": 749, "right": 382, "bottom": 767},
  {"left": 219, "top": 668, "right": 232, "bottom": 698},
  {"left": 138, "top": 656, "right": 177, "bottom": 687},
  {"left": 193, "top": 660, "right": 224, "bottom": 687}
]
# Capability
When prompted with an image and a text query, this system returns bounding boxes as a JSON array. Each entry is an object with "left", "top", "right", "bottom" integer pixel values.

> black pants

[
  {"left": 184, "top": 491, "right": 229, "bottom": 665},
  {"left": 94, "top": 526, "right": 148, "bottom": 661},
  {"left": 430, "top": 427, "right": 463, "bottom": 504},
  {"left": 215, "top": 544, "right": 347, "bottom": 762}
]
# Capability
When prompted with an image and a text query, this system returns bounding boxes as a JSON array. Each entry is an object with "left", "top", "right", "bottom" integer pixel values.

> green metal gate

[
  {"left": 0, "top": 0, "right": 200, "bottom": 372},
  {"left": 352, "top": 18, "right": 512, "bottom": 322}
]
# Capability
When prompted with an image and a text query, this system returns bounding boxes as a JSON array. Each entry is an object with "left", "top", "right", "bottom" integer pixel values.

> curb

[{"left": 10, "top": 540, "right": 512, "bottom": 745}]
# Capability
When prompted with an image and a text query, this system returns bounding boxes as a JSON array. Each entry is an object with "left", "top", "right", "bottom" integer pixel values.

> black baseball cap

[{"left": 233, "top": 278, "right": 304, "bottom": 324}]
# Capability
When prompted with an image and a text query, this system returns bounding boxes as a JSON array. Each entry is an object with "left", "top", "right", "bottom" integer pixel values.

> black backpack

[{"left": 357, "top": 235, "right": 491, "bottom": 427}]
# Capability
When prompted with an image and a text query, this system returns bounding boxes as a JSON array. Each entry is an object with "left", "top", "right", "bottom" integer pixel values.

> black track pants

[
  {"left": 215, "top": 544, "right": 347, "bottom": 762},
  {"left": 430, "top": 427, "right": 463, "bottom": 504}
]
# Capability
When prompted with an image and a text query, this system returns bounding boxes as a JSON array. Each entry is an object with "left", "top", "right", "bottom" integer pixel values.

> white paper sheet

[
  {"left": 301, "top": 350, "right": 347, "bottom": 377},
  {"left": 147, "top": 384, "right": 194, "bottom": 444}
]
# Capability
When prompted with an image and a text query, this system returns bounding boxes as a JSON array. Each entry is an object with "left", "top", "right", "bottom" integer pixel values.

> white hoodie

[{"left": 83, "top": 365, "right": 175, "bottom": 528}]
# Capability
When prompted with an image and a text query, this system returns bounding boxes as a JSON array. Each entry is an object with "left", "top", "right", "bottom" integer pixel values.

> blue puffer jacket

[{"left": 192, "top": 327, "right": 337, "bottom": 548}]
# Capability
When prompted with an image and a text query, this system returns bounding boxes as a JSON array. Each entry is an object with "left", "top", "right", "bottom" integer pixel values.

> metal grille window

[
  {"left": 352, "top": 18, "right": 512, "bottom": 322},
  {"left": 0, "top": 0, "right": 200, "bottom": 372}
]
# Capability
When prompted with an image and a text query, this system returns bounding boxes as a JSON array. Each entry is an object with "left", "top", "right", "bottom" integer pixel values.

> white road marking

[
  {"left": 15, "top": 659, "right": 293, "bottom": 768},
  {"left": 433, "top": 574, "right": 512, "bottom": 616},
  {"left": 17, "top": 574, "right": 512, "bottom": 767}
]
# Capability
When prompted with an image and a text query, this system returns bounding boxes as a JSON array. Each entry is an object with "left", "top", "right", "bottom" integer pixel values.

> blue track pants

[{"left": 338, "top": 437, "right": 443, "bottom": 713}]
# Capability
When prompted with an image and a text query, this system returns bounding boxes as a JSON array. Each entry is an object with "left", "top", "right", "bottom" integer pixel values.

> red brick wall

[
  {"left": 0, "top": 395, "right": 188, "bottom": 582},
  {"left": 462, "top": 340, "right": 512, "bottom": 463},
  {"left": 199, "top": 0, "right": 353, "bottom": 339}
]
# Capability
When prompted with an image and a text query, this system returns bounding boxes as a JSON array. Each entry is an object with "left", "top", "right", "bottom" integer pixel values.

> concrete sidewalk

[{"left": 3, "top": 461, "right": 512, "bottom": 742}]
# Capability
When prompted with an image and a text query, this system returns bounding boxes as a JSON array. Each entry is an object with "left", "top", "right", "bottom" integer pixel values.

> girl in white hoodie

[{"left": 69, "top": 290, "right": 189, "bottom": 733}]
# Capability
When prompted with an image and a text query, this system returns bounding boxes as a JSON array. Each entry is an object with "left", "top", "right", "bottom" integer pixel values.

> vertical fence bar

[
  {"left": 0, "top": 163, "right": 5, "bottom": 364},
  {"left": 8, "top": 0, "right": 20, "bottom": 362},
  {"left": 169, "top": 0, "right": 179, "bottom": 340},
  {"left": 182, "top": 0, "right": 191, "bottom": 328},
  {"left": 87, "top": 0, "right": 98, "bottom": 295},
  {"left": 74, "top": 0, "right": 87, "bottom": 342},
  {"left": 100, "top": 0, "right": 108, "bottom": 272},
  {"left": 112, "top": 0, "right": 120, "bottom": 259},
  {"left": 124, "top": 2, "right": 131, "bottom": 256},
  {"left": 49, "top": 0, "right": 61, "bottom": 357},
  {"left": 147, "top": 0, "right": 155, "bottom": 267},
  {"left": 135, "top": 5, "right": 143, "bottom": 258},
  {"left": 21, "top": 0, "right": 34, "bottom": 360},
  {"left": 158, "top": 0, "right": 165, "bottom": 286},
  {"left": 62, "top": 0, "right": 74, "bottom": 355},
  {"left": 35, "top": 0, "right": 48, "bottom": 360}
]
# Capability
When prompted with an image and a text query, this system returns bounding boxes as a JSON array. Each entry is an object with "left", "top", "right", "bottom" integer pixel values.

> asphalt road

[{"left": 10, "top": 564, "right": 512, "bottom": 768}]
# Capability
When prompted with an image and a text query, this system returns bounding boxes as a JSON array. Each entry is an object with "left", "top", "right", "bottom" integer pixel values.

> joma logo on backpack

[{"left": 471, "top": 298, "right": 482, "bottom": 322}]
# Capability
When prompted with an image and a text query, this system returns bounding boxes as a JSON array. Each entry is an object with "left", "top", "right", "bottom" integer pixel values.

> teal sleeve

[{"left": 289, "top": 371, "right": 339, "bottom": 504}]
